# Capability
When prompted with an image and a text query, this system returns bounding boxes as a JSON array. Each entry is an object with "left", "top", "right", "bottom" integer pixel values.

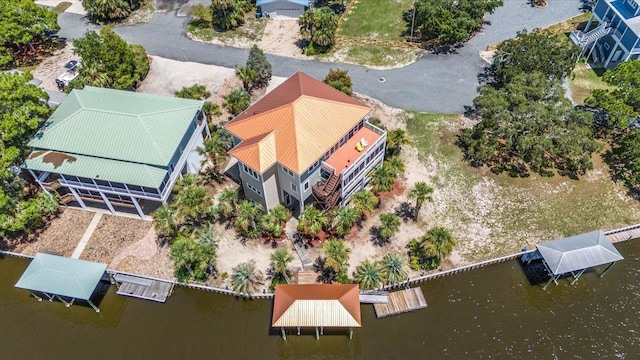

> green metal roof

[
  {"left": 24, "top": 150, "right": 168, "bottom": 188},
  {"left": 27, "top": 86, "right": 204, "bottom": 167},
  {"left": 15, "top": 253, "right": 107, "bottom": 300}
]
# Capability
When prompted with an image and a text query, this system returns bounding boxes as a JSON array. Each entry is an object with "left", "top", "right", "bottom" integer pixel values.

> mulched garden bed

[
  {"left": 79, "top": 215, "right": 152, "bottom": 263},
  {"left": 19, "top": 208, "right": 95, "bottom": 257}
]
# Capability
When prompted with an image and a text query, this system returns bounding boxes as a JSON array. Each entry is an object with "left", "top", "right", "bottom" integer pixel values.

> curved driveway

[{"left": 57, "top": 0, "right": 584, "bottom": 113}]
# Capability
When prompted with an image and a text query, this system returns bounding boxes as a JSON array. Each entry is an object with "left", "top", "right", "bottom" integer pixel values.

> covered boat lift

[
  {"left": 533, "top": 230, "right": 624, "bottom": 290},
  {"left": 15, "top": 253, "right": 107, "bottom": 312},
  {"left": 272, "top": 284, "right": 361, "bottom": 340}
]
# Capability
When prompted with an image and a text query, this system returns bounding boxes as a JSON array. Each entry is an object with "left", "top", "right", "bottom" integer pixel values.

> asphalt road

[{"left": 56, "top": 0, "right": 585, "bottom": 113}]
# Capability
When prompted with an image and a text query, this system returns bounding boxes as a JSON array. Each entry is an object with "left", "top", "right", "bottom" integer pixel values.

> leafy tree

[
  {"left": 246, "top": 45, "right": 272, "bottom": 89},
  {"left": 323, "top": 68, "right": 352, "bottom": 95},
  {"left": 369, "top": 161, "right": 398, "bottom": 192},
  {"left": 268, "top": 248, "right": 293, "bottom": 289},
  {"left": 413, "top": 0, "right": 502, "bottom": 46},
  {"left": 235, "top": 66, "right": 255, "bottom": 92},
  {"left": 494, "top": 29, "right": 579, "bottom": 86},
  {"left": 297, "top": 206, "right": 329, "bottom": 239},
  {"left": 331, "top": 206, "right": 359, "bottom": 237},
  {"left": 197, "top": 133, "right": 228, "bottom": 183},
  {"left": 608, "top": 129, "right": 640, "bottom": 190},
  {"left": 353, "top": 260, "right": 385, "bottom": 290},
  {"left": 386, "top": 128, "right": 410, "bottom": 157},
  {"left": 211, "top": 0, "right": 251, "bottom": 30},
  {"left": 423, "top": 226, "right": 456, "bottom": 261},
  {"left": 235, "top": 200, "right": 263, "bottom": 238},
  {"left": 321, "top": 239, "right": 351, "bottom": 283},
  {"left": 382, "top": 253, "right": 407, "bottom": 284},
  {"left": 585, "top": 60, "right": 640, "bottom": 130},
  {"left": 70, "top": 28, "right": 149, "bottom": 91},
  {"left": 223, "top": 87, "right": 251, "bottom": 116},
  {"left": 190, "top": 4, "right": 213, "bottom": 26},
  {"left": 170, "top": 226, "right": 218, "bottom": 282},
  {"left": 351, "top": 190, "right": 379, "bottom": 218},
  {"left": 379, "top": 213, "right": 401, "bottom": 240},
  {"left": 83, "top": 0, "right": 140, "bottom": 22},
  {"left": 0, "top": 0, "right": 60, "bottom": 69},
  {"left": 231, "top": 259, "right": 263, "bottom": 295},
  {"left": 0, "top": 72, "right": 54, "bottom": 237},
  {"left": 263, "top": 204, "right": 289, "bottom": 239},
  {"left": 299, "top": 7, "right": 338, "bottom": 50},
  {"left": 408, "top": 181, "right": 433, "bottom": 220},
  {"left": 459, "top": 71, "right": 601, "bottom": 178}
]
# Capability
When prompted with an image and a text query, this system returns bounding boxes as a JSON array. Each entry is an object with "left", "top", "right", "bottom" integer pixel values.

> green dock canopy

[
  {"left": 537, "top": 230, "right": 623, "bottom": 275},
  {"left": 15, "top": 253, "right": 107, "bottom": 300}
]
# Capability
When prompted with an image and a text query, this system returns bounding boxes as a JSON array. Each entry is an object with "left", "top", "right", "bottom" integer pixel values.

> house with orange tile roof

[{"left": 224, "top": 71, "right": 386, "bottom": 212}]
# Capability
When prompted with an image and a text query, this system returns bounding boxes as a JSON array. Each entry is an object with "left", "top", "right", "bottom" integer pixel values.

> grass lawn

[
  {"left": 188, "top": 16, "right": 266, "bottom": 47},
  {"left": 337, "top": 0, "right": 414, "bottom": 40},
  {"left": 569, "top": 63, "right": 613, "bottom": 105},
  {"left": 405, "top": 112, "right": 640, "bottom": 261}
]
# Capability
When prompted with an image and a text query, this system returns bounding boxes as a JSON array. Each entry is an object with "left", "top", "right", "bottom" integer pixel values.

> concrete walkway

[
  {"left": 71, "top": 212, "right": 102, "bottom": 259},
  {"left": 53, "top": 0, "right": 586, "bottom": 112}
]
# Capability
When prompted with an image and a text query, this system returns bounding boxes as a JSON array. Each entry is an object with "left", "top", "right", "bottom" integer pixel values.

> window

[
  {"left": 281, "top": 165, "right": 295, "bottom": 177},
  {"left": 243, "top": 164, "right": 259, "bottom": 180},
  {"left": 291, "top": 183, "right": 297, "bottom": 192},
  {"left": 303, "top": 181, "right": 309, "bottom": 191},
  {"left": 247, "top": 183, "right": 262, "bottom": 196},
  {"left": 307, "top": 160, "right": 320, "bottom": 174}
]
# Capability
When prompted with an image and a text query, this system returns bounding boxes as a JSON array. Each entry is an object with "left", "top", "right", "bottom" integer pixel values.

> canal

[{"left": 1, "top": 240, "right": 638, "bottom": 359}]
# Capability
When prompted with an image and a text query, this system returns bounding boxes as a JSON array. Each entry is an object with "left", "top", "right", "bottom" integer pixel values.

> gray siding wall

[
  {"left": 239, "top": 163, "right": 267, "bottom": 210},
  {"left": 299, "top": 161, "right": 322, "bottom": 202},
  {"left": 277, "top": 164, "right": 300, "bottom": 202},
  {"left": 262, "top": 164, "right": 280, "bottom": 211}
]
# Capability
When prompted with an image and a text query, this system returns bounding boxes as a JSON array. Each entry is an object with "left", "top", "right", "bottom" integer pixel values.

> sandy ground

[
  {"left": 32, "top": 42, "right": 78, "bottom": 91},
  {"left": 259, "top": 19, "right": 307, "bottom": 58},
  {"left": 137, "top": 55, "right": 236, "bottom": 97}
]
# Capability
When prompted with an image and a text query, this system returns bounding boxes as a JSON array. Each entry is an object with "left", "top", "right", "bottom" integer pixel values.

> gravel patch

[
  {"left": 118, "top": 244, "right": 176, "bottom": 281},
  {"left": 20, "top": 208, "right": 95, "bottom": 257},
  {"left": 79, "top": 215, "right": 152, "bottom": 263}
]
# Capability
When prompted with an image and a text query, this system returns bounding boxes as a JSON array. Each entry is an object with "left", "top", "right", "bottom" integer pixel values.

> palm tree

[
  {"left": 322, "top": 238, "right": 351, "bottom": 283},
  {"left": 152, "top": 205, "right": 178, "bottom": 239},
  {"left": 174, "top": 185, "right": 211, "bottom": 224},
  {"left": 408, "top": 182, "right": 434, "bottom": 221},
  {"left": 423, "top": 227, "right": 456, "bottom": 260},
  {"left": 235, "top": 200, "right": 263, "bottom": 237},
  {"left": 331, "top": 206, "right": 359, "bottom": 237},
  {"left": 231, "top": 260, "right": 264, "bottom": 295},
  {"left": 235, "top": 66, "right": 255, "bottom": 92},
  {"left": 386, "top": 156, "right": 405, "bottom": 175},
  {"left": 197, "top": 133, "right": 227, "bottom": 183},
  {"left": 263, "top": 205, "right": 289, "bottom": 239},
  {"left": 353, "top": 260, "right": 385, "bottom": 290},
  {"left": 382, "top": 253, "right": 407, "bottom": 285},
  {"left": 297, "top": 206, "right": 329, "bottom": 239},
  {"left": 174, "top": 174, "right": 200, "bottom": 193},
  {"left": 223, "top": 87, "right": 251, "bottom": 116},
  {"left": 217, "top": 188, "right": 239, "bottom": 219},
  {"left": 269, "top": 248, "right": 294, "bottom": 284},
  {"left": 351, "top": 190, "right": 379, "bottom": 218},
  {"left": 369, "top": 162, "right": 397, "bottom": 193},
  {"left": 386, "top": 128, "right": 410, "bottom": 156},
  {"left": 379, "top": 213, "right": 401, "bottom": 240}
]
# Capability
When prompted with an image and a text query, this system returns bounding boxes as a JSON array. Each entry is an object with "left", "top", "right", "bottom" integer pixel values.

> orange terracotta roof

[
  {"left": 272, "top": 284, "right": 361, "bottom": 328},
  {"left": 225, "top": 72, "right": 371, "bottom": 174},
  {"left": 228, "top": 131, "right": 277, "bottom": 172},
  {"left": 325, "top": 126, "right": 382, "bottom": 175}
]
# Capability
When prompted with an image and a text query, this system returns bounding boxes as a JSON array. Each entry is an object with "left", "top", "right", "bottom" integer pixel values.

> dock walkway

[
  {"left": 606, "top": 224, "right": 640, "bottom": 243},
  {"left": 114, "top": 273, "right": 173, "bottom": 303},
  {"left": 374, "top": 287, "right": 427, "bottom": 318}
]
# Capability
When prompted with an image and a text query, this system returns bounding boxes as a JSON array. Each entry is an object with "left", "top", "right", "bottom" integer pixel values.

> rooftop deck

[{"left": 325, "top": 127, "right": 382, "bottom": 175}]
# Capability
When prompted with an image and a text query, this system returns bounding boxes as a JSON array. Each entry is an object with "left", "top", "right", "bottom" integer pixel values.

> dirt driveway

[{"left": 259, "top": 19, "right": 307, "bottom": 58}]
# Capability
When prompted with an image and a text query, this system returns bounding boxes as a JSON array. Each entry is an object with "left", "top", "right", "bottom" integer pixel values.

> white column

[
  {"left": 69, "top": 188, "right": 86, "bottom": 210},
  {"left": 584, "top": 13, "right": 595, "bottom": 33},
  {"left": 131, "top": 196, "right": 145, "bottom": 219},
  {"left": 604, "top": 42, "right": 619, "bottom": 68},
  {"left": 27, "top": 169, "right": 50, "bottom": 195},
  {"left": 99, "top": 191, "right": 116, "bottom": 214}
]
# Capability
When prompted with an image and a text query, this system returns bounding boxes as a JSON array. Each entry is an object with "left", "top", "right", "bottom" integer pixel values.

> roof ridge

[
  {"left": 135, "top": 114, "right": 168, "bottom": 165},
  {"left": 227, "top": 102, "right": 296, "bottom": 131},
  {"left": 33, "top": 91, "right": 85, "bottom": 136},
  {"left": 296, "top": 94, "right": 370, "bottom": 109}
]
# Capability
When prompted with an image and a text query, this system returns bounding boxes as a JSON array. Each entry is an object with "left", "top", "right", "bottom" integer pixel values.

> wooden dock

[
  {"left": 606, "top": 224, "right": 640, "bottom": 243},
  {"left": 373, "top": 287, "right": 427, "bottom": 318},
  {"left": 114, "top": 274, "right": 172, "bottom": 303}
]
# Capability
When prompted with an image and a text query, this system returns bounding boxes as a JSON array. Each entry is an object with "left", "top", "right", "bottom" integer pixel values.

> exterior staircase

[
  {"left": 312, "top": 173, "right": 341, "bottom": 211},
  {"left": 570, "top": 22, "right": 612, "bottom": 48}
]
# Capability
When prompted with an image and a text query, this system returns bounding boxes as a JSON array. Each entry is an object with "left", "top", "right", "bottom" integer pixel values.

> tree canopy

[
  {"left": 585, "top": 60, "right": 640, "bottom": 130},
  {"left": 323, "top": 68, "right": 352, "bottom": 95},
  {"left": 70, "top": 28, "right": 149, "bottom": 91},
  {"left": 211, "top": 0, "right": 252, "bottom": 30},
  {"left": 223, "top": 87, "right": 251, "bottom": 116},
  {"left": 493, "top": 29, "right": 579, "bottom": 86},
  {"left": 608, "top": 129, "right": 640, "bottom": 190},
  {"left": 0, "top": 0, "right": 60, "bottom": 69},
  {"left": 83, "top": 0, "right": 142, "bottom": 22},
  {"left": 459, "top": 72, "right": 601, "bottom": 178},
  {"left": 299, "top": 7, "right": 338, "bottom": 51},
  {"left": 0, "top": 72, "right": 57, "bottom": 237},
  {"left": 246, "top": 45, "right": 272, "bottom": 89},
  {"left": 413, "top": 0, "right": 502, "bottom": 46}
]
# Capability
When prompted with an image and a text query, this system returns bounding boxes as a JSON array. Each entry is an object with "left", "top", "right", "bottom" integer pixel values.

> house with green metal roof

[{"left": 22, "top": 86, "right": 209, "bottom": 218}]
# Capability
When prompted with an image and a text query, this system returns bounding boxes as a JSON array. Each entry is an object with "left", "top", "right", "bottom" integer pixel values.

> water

[{"left": 1, "top": 241, "right": 639, "bottom": 359}]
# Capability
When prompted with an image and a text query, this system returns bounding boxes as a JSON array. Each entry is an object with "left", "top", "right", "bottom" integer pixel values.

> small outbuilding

[
  {"left": 272, "top": 284, "right": 361, "bottom": 339},
  {"left": 534, "top": 230, "right": 624, "bottom": 289},
  {"left": 257, "top": 0, "right": 308, "bottom": 18},
  {"left": 15, "top": 253, "right": 108, "bottom": 312}
]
